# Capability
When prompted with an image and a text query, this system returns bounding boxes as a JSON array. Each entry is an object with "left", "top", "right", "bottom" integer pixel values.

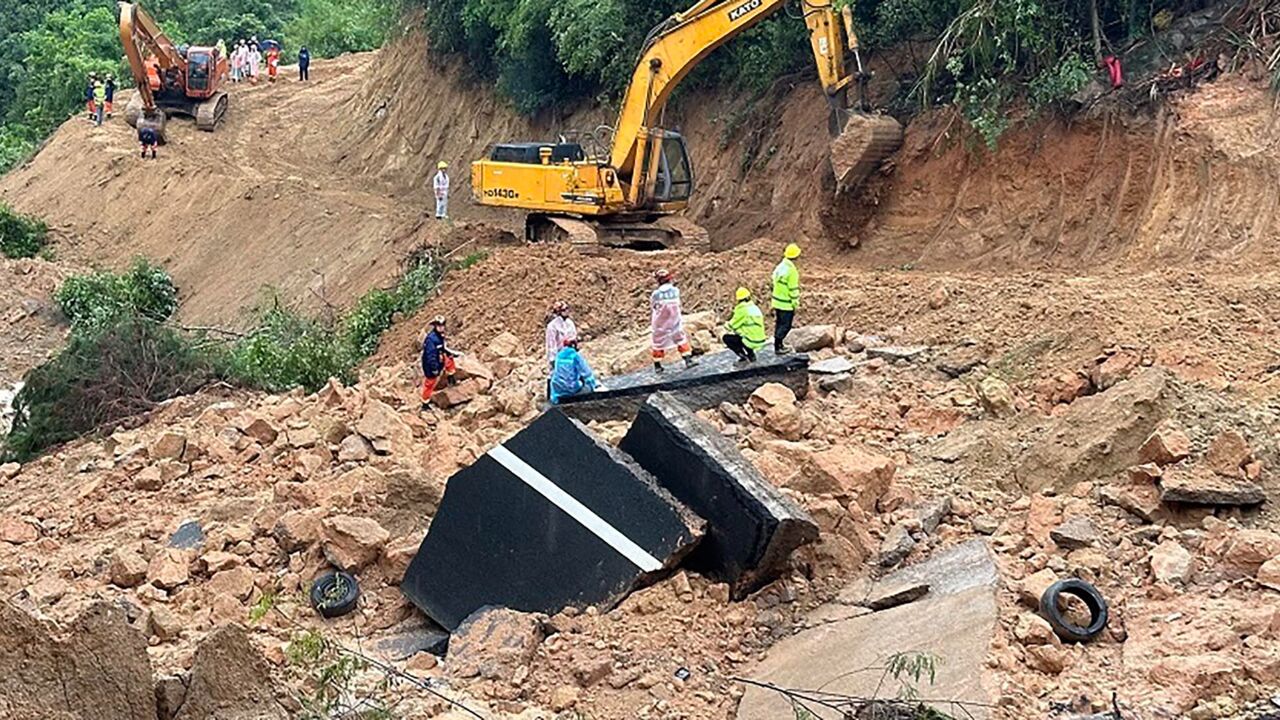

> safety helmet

[
  {"left": 430, "top": 315, "right": 446, "bottom": 327},
  {"left": 784, "top": 243, "right": 801, "bottom": 259},
  {"left": 437, "top": 161, "right": 448, "bottom": 169},
  {"left": 735, "top": 287, "right": 751, "bottom": 301},
  {"left": 654, "top": 268, "right": 673, "bottom": 283}
]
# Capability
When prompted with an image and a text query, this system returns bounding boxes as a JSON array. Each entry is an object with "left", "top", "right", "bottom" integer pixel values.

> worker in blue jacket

[
  {"left": 549, "top": 337, "right": 597, "bottom": 404},
  {"left": 420, "top": 315, "right": 457, "bottom": 409}
]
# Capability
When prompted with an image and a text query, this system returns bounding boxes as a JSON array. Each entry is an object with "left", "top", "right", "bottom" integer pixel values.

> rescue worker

[
  {"left": 544, "top": 301, "right": 577, "bottom": 368},
  {"left": 650, "top": 268, "right": 694, "bottom": 372},
  {"left": 84, "top": 74, "right": 97, "bottom": 119},
  {"left": 138, "top": 125, "right": 158, "bottom": 160},
  {"left": 420, "top": 316, "right": 457, "bottom": 409},
  {"left": 247, "top": 42, "right": 261, "bottom": 83},
  {"left": 549, "top": 338, "right": 597, "bottom": 404},
  {"left": 723, "top": 287, "right": 767, "bottom": 363},
  {"left": 103, "top": 75, "right": 116, "bottom": 118},
  {"left": 771, "top": 243, "right": 801, "bottom": 353},
  {"left": 433, "top": 161, "right": 450, "bottom": 219},
  {"left": 92, "top": 78, "right": 106, "bottom": 127},
  {"left": 266, "top": 44, "right": 280, "bottom": 82},
  {"left": 215, "top": 38, "right": 228, "bottom": 80},
  {"left": 298, "top": 46, "right": 311, "bottom": 81}
]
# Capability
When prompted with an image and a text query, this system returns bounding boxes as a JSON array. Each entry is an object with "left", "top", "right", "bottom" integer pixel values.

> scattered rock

[
  {"left": 1091, "top": 349, "right": 1140, "bottom": 390},
  {"left": 273, "top": 508, "right": 325, "bottom": 552},
  {"left": 155, "top": 675, "right": 188, "bottom": 720},
  {"left": 866, "top": 345, "right": 928, "bottom": 362},
  {"left": 149, "top": 606, "right": 183, "bottom": 641},
  {"left": 207, "top": 567, "right": 256, "bottom": 601},
  {"left": 817, "top": 373, "right": 853, "bottom": 393},
  {"left": 1159, "top": 465, "right": 1265, "bottom": 507},
  {"left": 1014, "top": 613, "right": 1060, "bottom": 647},
  {"left": 1205, "top": 429, "right": 1252, "bottom": 476},
  {"left": 797, "top": 446, "right": 895, "bottom": 510},
  {"left": 749, "top": 383, "right": 797, "bottom": 413},
  {"left": 1050, "top": 516, "right": 1098, "bottom": 550},
  {"left": 240, "top": 417, "right": 279, "bottom": 445},
  {"left": 1256, "top": 557, "right": 1280, "bottom": 591},
  {"left": 787, "top": 325, "right": 836, "bottom": 352},
  {"left": 433, "top": 378, "right": 488, "bottom": 409},
  {"left": 110, "top": 546, "right": 150, "bottom": 587},
  {"left": 809, "top": 356, "right": 855, "bottom": 375},
  {"left": 337, "top": 434, "right": 372, "bottom": 462},
  {"left": 446, "top": 607, "right": 545, "bottom": 681},
  {"left": 936, "top": 346, "right": 987, "bottom": 378},
  {"left": 1017, "top": 568, "right": 1059, "bottom": 608},
  {"left": 1025, "top": 644, "right": 1069, "bottom": 674},
  {"left": 1138, "top": 421, "right": 1191, "bottom": 466},
  {"left": 321, "top": 515, "right": 390, "bottom": 571},
  {"left": 355, "top": 399, "right": 412, "bottom": 453},
  {"left": 1221, "top": 530, "right": 1280, "bottom": 573},
  {"left": 148, "top": 549, "right": 191, "bottom": 591},
  {"left": 878, "top": 523, "right": 916, "bottom": 567},
  {"left": 1150, "top": 540, "right": 1193, "bottom": 585},
  {"left": 971, "top": 515, "right": 999, "bottom": 535},
  {"left": 549, "top": 685, "right": 580, "bottom": 712},
  {"left": 0, "top": 462, "right": 19, "bottom": 480},
  {"left": 0, "top": 514, "right": 37, "bottom": 544},
  {"left": 149, "top": 431, "right": 188, "bottom": 461},
  {"left": 977, "top": 376, "right": 1016, "bottom": 418}
]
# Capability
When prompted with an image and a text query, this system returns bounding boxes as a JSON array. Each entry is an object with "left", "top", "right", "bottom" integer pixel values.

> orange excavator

[{"left": 118, "top": 1, "right": 228, "bottom": 140}]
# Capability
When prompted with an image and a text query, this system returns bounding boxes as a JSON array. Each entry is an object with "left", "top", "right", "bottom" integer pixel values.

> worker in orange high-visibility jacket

[
  {"left": 650, "top": 268, "right": 695, "bottom": 373},
  {"left": 144, "top": 55, "right": 162, "bottom": 91}
]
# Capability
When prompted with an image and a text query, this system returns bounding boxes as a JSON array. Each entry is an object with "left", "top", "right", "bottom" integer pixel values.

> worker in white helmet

[{"left": 433, "top": 161, "right": 450, "bottom": 220}]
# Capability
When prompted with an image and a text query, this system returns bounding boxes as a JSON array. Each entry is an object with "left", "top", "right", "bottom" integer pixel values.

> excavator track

[
  {"left": 829, "top": 113, "right": 903, "bottom": 194},
  {"left": 528, "top": 214, "right": 711, "bottom": 253},
  {"left": 194, "top": 92, "right": 228, "bottom": 131}
]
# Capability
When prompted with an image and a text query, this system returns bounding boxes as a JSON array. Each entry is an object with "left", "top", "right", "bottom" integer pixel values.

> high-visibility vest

[
  {"left": 771, "top": 258, "right": 799, "bottom": 311},
  {"left": 727, "top": 301, "right": 767, "bottom": 349}
]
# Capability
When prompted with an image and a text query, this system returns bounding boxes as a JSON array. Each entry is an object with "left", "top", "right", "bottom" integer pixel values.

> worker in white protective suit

[{"left": 649, "top": 268, "right": 695, "bottom": 373}]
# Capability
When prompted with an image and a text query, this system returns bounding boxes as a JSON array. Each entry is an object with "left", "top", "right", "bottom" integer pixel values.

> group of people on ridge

[
  {"left": 227, "top": 38, "right": 299, "bottom": 84},
  {"left": 416, "top": 242, "right": 803, "bottom": 409},
  {"left": 83, "top": 73, "right": 116, "bottom": 127}
]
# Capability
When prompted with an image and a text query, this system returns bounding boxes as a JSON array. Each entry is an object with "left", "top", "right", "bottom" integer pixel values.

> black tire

[
  {"left": 1040, "top": 578, "right": 1108, "bottom": 643},
  {"left": 310, "top": 571, "right": 360, "bottom": 619}
]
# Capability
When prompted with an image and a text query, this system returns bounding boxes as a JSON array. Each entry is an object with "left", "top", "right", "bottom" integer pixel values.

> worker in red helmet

[{"left": 649, "top": 268, "right": 695, "bottom": 373}]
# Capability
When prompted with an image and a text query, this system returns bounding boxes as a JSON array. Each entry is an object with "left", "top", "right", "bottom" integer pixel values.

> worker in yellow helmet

[
  {"left": 771, "top": 243, "right": 801, "bottom": 353},
  {"left": 433, "top": 161, "right": 451, "bottom": 220},
  {"left": 723, "top": 287, "right": 766, "bottom": 363}
]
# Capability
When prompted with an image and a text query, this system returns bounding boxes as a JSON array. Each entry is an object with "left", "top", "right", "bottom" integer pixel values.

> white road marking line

[{"left": 487, "top": 445, "right": 663, "bottom": 573}]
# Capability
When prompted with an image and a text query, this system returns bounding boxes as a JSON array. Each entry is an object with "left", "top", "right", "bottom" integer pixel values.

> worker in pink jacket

[{"left": 650, "top": 269, "right": 695, "bottom": 373}]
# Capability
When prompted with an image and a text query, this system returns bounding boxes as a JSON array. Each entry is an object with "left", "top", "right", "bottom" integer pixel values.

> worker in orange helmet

[
  {"left": 649, "top": 268, "right": 695, "bottom": 373},
  {"left": 420, "top": 316, "right": 458, "bottom": 409}
]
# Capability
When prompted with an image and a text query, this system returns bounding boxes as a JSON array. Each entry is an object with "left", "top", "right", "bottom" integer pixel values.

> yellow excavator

[{"left": 470, "top": 0, "right": 903, "bottom": 250}]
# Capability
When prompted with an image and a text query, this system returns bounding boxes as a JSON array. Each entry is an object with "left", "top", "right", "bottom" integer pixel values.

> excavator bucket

[{"left": 829, "top": 112, "right": 903, "bottom": 193}]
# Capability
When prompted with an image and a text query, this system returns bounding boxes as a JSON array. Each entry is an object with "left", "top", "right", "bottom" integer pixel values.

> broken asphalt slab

[
  {"left": 558, "top": 348, "right": 809, "bottom": 422},
  {"left": 737, "top": 540, "right": 999, "bottom": 720},
  {"left": 620, "top": 393, "right": 818, "bottom": 598},
  {"left": 400, "top": 410, "right": 704, "bottom": 631}
]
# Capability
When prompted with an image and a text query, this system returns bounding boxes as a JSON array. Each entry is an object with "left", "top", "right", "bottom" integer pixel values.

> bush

[
  {"left": 0, "top": 202, "right": 49, "bottom": 259},
  {"left": 3, "top": 316, "right": 213, "bottom": 461},
  {"left": 55, "top": 259, "right": 179, "bottom": 332}
]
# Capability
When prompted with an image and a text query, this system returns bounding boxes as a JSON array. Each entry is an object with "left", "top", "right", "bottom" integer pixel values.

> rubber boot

[
  {"left": 684, "top": 356, "right": 697, "bottom": 369},
  {"left": 653, "top": 361, "right": 664, "bottom": 373}
]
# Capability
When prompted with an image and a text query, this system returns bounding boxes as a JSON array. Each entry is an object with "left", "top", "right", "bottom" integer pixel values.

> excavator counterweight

[{"left": 471, "top": 0, "right": 902, "bottom": 251}]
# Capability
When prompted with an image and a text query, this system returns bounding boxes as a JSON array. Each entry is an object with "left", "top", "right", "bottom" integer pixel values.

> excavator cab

[
  {"left": 186, "top": 50, "right": 214, "bottom": 95},
  {"left": 652, "top": 132, "right": 694, "bottom": 204}
]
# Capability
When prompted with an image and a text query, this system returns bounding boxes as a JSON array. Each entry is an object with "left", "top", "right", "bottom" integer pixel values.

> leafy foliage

[
  {"left": 0, "top": 202, "right": 49, "bottom": 258},
  {"left": 0, "top": 0, "right": 397, "bottom": 174},
  {"left": 55, "top": 259, "right": 178, "bottom": 332},
  {"left": 3, "top": 315, "right": 212, "bottom": 460}
]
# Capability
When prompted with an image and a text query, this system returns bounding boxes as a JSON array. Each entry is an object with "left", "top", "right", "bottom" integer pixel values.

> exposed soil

[{"left": 2, "top": 19, "right": 1280, "bottom": 720}]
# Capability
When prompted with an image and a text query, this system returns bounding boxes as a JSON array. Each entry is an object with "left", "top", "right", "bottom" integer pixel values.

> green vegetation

[
  {"left": 420, "top": 0, "right": 1190, "bottom": 145},
  {"left": 3, "top": 250, "right": 452, "bottom": 460},
  {"left": 0, "top": 202, "right": 49, "bottom": 258},
  {"left": 0, "top": 0, "right": 397, "bottom": 174}
]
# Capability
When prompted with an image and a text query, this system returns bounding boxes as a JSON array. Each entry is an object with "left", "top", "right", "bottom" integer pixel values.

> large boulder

[
  {"left": 174, "top": 625, "right": 288, "bottom": 720},
  {"left": 1015, "top": 369, "right": 1167, "bottom": 492},
  {"left": 321, "top": 515, "right": 390, "bottom": 571},
  {"left": 355, "top": 399, "right": 413, "bottom": 455},
  {"left": 786, "top": 325, "right": 837, "bottom": 353},
  {"left": 0, "top": 602, "right": 156, "bottom": 720},
  {"left": 446, "top": 607, "right": 546, "bottom": 681},
  {"left": 794, "top": 446, "right": 895, "bottom": 509}
]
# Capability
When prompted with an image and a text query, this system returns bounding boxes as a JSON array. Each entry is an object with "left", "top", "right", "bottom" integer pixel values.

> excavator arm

[
  {"left": 118, "top": 2, "right": 184, "bottom": 115},
  {"left": 610, "top": 0, "right": 882, "bottom": 202}
]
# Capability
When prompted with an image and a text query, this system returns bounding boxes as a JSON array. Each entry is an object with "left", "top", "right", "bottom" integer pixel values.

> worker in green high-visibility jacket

[
  {"left": 723, "top": 287, "right": 767, "bottom": 363},
  {"left": 771, "top": 243, "right": 801, "bottom": 353}
]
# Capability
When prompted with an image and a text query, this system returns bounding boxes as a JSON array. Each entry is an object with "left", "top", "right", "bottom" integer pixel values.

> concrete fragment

[
  {"left": 401, "top": 410, "right": 704, "bottom": 630},
  {"left": 738, "top": 541, "right": 997, "bottom": 720},
  {"left": 808, "top": 356, "right": 854, "bottom": 375},
  {"left": 1160, "top": 465, "right": 1265, "bottom": 507},
  {"left": 619, "top": 393, "right": 817, "bottom": 598},
  {"left": 558, "top": 349, "right": 808, "bottom": 422},
  {"left": 878, "top": 523, "right": 916, "bottom": 567},
  {"left": 1050, "top": 515, "right": 1098, "bottom": 550}
]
